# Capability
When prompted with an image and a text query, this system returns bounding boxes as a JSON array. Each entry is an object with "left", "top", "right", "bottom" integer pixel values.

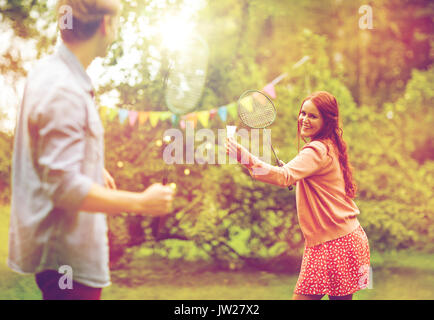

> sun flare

[{"left": 158, "top": 14, "right": 196, "bottom": 52}]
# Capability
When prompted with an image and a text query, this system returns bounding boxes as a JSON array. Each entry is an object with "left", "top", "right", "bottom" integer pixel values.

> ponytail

[{"left": 332, "top": 127, "right": 357, "bottom": 198}]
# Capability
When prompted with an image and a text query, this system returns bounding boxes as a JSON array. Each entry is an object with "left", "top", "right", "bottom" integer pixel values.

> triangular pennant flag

[
  {"left": 239, "top": 95, "right": 253, "bottom": 112},
  {"left": 149, "top": 112, "right": 160, "bottom": 127},
  {"left": 107, "top": 107, "right": 118, "bottom": 121},
  {"left": 118, "top": 109, "right": 129, "bottom": 124},
  {"left": 227, "top": 102, "right": 238, "bottom": 119},
  {"left": 128, "top": 110, "right": 138, "bottom": 127},
  {"left": 160, "top": 111, "right": 172, "bottom": 121},
  {"left": 138, "top": 112, "right": 149, "bottom": 125},
  {"left": 263, "top": 83, "right": 276, "bottom": 99},
  {"left": 197, "top": 110, "right": 210, "bottom": 127},
  {"left": 185, "top": 119, "right": 196, "bottom": 130},
  {"left": 185, "top": 113, "right": 198, "bottom": 128},
  {"left": 171, "top": 114, "right": 180, "bottom": 126},
  {"left": 209, "top": 108, "right": 217, "bottom": 120},
  {"left": 218, "top": 106, "right": 227, "bottom": 122}
]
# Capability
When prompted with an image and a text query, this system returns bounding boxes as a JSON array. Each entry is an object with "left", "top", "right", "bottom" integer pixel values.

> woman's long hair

[{"left": 297, "top": 91, "right": 357, "bottom": 198}]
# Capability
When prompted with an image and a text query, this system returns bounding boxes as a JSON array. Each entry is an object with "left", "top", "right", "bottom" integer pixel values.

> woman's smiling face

[{"left": 299, "top": 99, "right": 324, "bottom": 139}]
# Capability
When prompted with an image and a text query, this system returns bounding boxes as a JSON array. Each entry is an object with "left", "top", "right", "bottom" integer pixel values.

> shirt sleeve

[
  {"left": 29, "top": 87, "right": 94, "bottom": 213},
  {"left": 246, "top": 141, "right": 330, "bottom": 188}
]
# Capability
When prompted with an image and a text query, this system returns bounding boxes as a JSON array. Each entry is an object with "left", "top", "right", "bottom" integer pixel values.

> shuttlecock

[{"left": 226, "top": 125, "right": 237, "bottom": 138}]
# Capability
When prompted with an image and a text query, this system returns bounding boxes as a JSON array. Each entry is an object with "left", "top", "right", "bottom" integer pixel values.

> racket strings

[
  {"left": 165, "top": 37, "right": 208, "bottom": 115},
  {"left": 166, "top": 70, "right": 205, "bottom": 107},
  {"left": 238, "top": 92, "right": 276, "bottom": 128}
]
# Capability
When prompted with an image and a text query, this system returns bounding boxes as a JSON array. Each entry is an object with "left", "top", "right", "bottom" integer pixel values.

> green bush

[
  {"left": 106, "top": 33, "right": 433, "bottom": 269},
  {"left": 354, "top": 67, "right": 434, "bottom": 252},
  {"left": 0, "top": 132, "right": 12, "bottom": 204},
  {"left": 4, "top": 29, "right": 431, "bottom": 268}
]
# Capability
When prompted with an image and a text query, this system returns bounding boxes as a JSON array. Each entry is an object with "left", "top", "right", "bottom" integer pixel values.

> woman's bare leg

[
  {"left": 292, "top": 293, "right": 324, "bottom": 300},
  {"left": 328, "top": 294, "right": 353, "bottom": 300}
]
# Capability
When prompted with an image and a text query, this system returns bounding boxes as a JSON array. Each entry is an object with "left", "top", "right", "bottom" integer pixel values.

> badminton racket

[
  {"left": 237, "top": 90, "right": 293, "bottom": 191},
  {"left": 164, "top": 35, "right": 209, "bottom": 115},
  {"left": 155, "top": 34, "right": 209, "bottom": 238}
]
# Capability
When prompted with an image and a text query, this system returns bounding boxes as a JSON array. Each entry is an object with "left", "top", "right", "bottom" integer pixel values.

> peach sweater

[{"left": 246, "top": 139, "right": 360, "bottom": 247}]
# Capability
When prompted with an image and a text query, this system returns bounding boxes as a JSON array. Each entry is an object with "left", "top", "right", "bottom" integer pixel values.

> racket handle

[
  {"left": 277, "top": 161, "right": 293, "bottom": 192},
  {"left": 270, "top": 145, "right": 293, "bottom": 191},
  {"left": 156, "top": 170, "right": 169, "bottom": 239},
  {"left": 162, "top": 164, "right": 169, "bottom": 185},
  {"left": 156, "top": 216, "right": 168, "bottom": 240},
  {"left": 157, "top": 141, "right": 170, "bottom": 239}
]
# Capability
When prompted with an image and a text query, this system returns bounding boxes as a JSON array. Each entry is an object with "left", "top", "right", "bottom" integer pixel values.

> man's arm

[
  {"left": 80, "top": 183, "right": 173, "bottom": 216},
  {"left": 31, "top": 89, "right": 173, "bottom": 216}
]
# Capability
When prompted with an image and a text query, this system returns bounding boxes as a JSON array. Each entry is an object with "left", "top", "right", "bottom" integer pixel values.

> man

[{"left": 8, "top": 0, "right": 174, "bottom": 300}]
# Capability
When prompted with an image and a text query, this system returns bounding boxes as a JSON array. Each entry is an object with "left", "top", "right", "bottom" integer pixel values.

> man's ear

[{"left": 100, "top": 15, "right": 111, "bottom": 36}]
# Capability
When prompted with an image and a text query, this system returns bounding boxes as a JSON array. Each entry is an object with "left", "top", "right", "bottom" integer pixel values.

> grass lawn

[{"left": 1, "top": 205, "right": 433, "bottom": 300}]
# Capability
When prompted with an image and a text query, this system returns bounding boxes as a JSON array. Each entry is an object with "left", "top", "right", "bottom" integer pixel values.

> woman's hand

[
  {"left": 226, "top": 137, "right": 254, "bottom": 167},
  {"left": 103, "top": 168, "right": 117, "bottom": 190}
]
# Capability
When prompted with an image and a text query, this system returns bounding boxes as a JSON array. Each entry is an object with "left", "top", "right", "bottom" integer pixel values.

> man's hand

[
  {"left": 103, "top": 168, "right": 117, "bottom": 190},
  {"left": 80, "top": 182, "right": 174, "bottom": 216},
  {"left": 138, "top": 183, "right": 174, "bottom": 217}
]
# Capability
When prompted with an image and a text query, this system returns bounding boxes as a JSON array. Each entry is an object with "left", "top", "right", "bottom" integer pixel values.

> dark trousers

[{"left": 35, "top": 270, "right": 102, "bottom": 300}]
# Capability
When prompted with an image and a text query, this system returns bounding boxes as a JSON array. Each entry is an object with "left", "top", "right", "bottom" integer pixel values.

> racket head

[
  {"left": 165, "top": 35, "right": 209, "bottom": 115},
  {"left": 237, "top": 90, "right": 276, "bottom": 129}
]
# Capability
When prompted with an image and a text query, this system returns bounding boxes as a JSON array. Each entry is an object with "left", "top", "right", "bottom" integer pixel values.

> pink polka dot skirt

[{"left": 294, "top": 225, "right": 370, "bottom": 297}]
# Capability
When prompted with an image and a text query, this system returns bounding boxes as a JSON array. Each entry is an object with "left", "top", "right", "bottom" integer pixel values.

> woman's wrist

[{"left": 242, "top": 154, "right": 256, "bottom": 169}]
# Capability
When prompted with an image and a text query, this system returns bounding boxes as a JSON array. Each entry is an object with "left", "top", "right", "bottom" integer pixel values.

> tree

[{"left": 1, "top": 0, "right": 433, "bottom": 267}]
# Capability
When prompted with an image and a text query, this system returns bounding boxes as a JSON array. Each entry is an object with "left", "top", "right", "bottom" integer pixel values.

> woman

[{"left": 226, "top": 91, "right": 370, "bottom": 300}]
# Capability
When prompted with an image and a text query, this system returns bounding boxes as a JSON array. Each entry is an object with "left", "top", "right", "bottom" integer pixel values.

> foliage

[
  {"left": 0, "top": 0, "right": 433, "bottom": 268},
  {"left": 350, "top": 67, "right": 434, "bottom": 252},
  {"left": 1, "top": 203, "right": 434, "bottom": 300},
  {"left": 0, "top": 0, "right": 57, "bottom": 82},
  {"left": 0, "top": 131, "right": 13, "bottom": 204}
]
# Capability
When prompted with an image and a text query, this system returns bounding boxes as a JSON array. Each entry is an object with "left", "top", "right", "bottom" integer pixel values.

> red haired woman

[{"left": 226, "top": 91, "right": 370, "bottom": 300}]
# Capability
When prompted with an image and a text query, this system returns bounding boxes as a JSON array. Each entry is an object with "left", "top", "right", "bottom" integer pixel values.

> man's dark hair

[{"left": 57, "top": 0, "right": 120, "bottom": 43}]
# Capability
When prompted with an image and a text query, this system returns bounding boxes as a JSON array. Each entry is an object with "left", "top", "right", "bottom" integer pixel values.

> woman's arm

[{"left": 226, "top": 137, "right": 329, "bottom": 187}]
